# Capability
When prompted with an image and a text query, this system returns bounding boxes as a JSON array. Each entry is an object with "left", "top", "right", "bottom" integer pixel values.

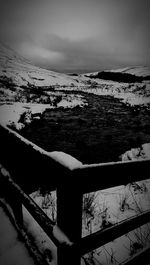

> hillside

[
  {"left": 0, "top": 43, "right": 87, "bottom": 129},
  {"left": 73, "top": 66, "right": 150, "bottom": 107},
  {"left": 0, "top": 43, "right": 81, "bottom": 89},
  {"left": 106, "top": 66, "right": 150, "bottom": 77},
  {"left": 0, "top": 44, "right": 150, "bottom": 131},
  {"left": 83, "top": 66, "right": 150, "bottom": 80}
]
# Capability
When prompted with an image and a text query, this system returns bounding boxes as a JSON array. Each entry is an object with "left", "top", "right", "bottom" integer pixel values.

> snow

[
  {"left": 0, "top": 102, "right": 51, "bottom": 130},
  {"left": 121, "top": 94, "right": 150, "bottom": 106},
  {"left": 107, "top": 66, "right": 150, "bottom": 77},
  {"left": 0, "top": 202, "right": 35, "bottom": 265},
  {"left": 50, "top": 151, "right": 83, "bottom": 170},
  {"left": 0, "top": 124, "right": 83, "bottom": 171},
  {"left": 57, "top": 80, "right": 150, "bottom": 107},
  {"left": 30, "top": 180, "right": 150, "bottom": 265},
  {"left": 22, "top": 207, "right": 57, "bottom": 265},
  {"left": 0, "top": 94, "right": 87, "bottom": 130},
  {"left": 1, "top": 43, "right": 150, "bottom": 110},
  {"left": 28, "top": 138, "right": 150, "bottom": 265},
  {"left": 28, "top": 140, "right": 150, "bottom": 265},
  {"left": 77, "top": 66, "right": 150, "bottom": 107},
  {"left": 57, "top": 96, "right": 87, "bottom": 109},
  {"left": 1, "top": 43, "right": 150, "bottom": 265},
  {"left": 0, "top": 43, "right": 83, "bottom": 88},
  {"left": 120, "top": 143, "right": 150, "bottom": 161},
  {"left": 1, "top": 124, "right": 149, "bottom": 265}
]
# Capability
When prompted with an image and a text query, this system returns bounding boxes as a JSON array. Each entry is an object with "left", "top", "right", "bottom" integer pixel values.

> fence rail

[
  {"left": 0, "top": 125, "right": 150, "bottom": 265},
  {"left": 72, "top": 159, "right": 150, "bottom": 193},
  {"left": 71, "top": 209, "right": 150, "bottom": 256}
]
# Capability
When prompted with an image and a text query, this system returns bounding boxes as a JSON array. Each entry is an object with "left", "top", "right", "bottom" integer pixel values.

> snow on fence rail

[{"left": 0, "top": 124, "right": 150, "bottom": 265}]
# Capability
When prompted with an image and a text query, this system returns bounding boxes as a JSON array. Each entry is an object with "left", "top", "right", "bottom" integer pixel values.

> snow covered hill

[
  {"left": 0, "top": 43, "right": 88, "bottom": 129},
  {"left": 74, "top": 66, "right": 150, "bottom": 107},
  {"left": 0, "top": 43, "right": 81, "bottom": 88},
  {"left": 106, "top": 66, "right": 150, "bottom": 77},
  {"left": 0, "top": 43, "right": 150, "bottom": 131},
  {"left": 0, "top": 43, "right": 150, "bottom": 106},
  {"left": 82, "top": 66, "right": 150, "bottom": 79}
]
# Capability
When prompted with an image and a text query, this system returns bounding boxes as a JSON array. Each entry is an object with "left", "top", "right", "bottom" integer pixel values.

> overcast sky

[{"left": 0, "top": 0, "right": 149, "bottom": 73}]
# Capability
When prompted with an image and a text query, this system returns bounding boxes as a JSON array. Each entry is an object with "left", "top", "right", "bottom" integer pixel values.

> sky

[{"left": 0, "top": 0, "right": 150, "bottom": 73}]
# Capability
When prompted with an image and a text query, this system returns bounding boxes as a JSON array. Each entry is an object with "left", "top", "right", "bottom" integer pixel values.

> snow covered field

[{"left": 56, "top": 81, "right": 150, "bottom": 107}]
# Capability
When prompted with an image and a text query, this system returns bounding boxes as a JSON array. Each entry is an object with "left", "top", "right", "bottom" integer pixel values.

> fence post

[{"left": 57, "top": 171, "right": 83, "bottom": 265}]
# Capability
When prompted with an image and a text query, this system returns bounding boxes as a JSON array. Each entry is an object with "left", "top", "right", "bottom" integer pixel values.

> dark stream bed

[{"left": 20, "top": 93, "right": 150, "bottom": 164}]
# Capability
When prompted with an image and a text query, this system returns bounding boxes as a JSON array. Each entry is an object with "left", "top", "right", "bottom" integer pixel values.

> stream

[{"left": 20, "top": 93, "right": 150, "bottom": 164}]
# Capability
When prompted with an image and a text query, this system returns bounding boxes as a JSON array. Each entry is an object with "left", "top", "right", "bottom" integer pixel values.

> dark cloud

[
  {"left": 37, "top": 31, "right": 149, "bottom": 72},
  {"left": 32, "top": 34, "right": 114, "bottom": 72},
  {"left": 0, "top": 0, "right": 150, "bottom": 72}
]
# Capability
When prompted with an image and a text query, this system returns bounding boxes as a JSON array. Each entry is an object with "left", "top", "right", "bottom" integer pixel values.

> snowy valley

[
  {"left": 0, "top": 43, "right": 150, "bottom": 132},
  {"left": 0, "top": 43, "right": 150, "bottom": 265}
]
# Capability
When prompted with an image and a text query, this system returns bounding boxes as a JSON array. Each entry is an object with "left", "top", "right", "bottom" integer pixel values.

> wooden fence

[{"left": 0, "top": 125, "right": 150, "bottom": 265}]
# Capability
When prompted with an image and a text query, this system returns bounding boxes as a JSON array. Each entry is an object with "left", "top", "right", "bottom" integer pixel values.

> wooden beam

[
  {"left": 0, "top": 125, "right": 69, "bottom": 193},
  {"left": 72, "top": 210, "right": 150, "bottom": 255},
  {"left": 72, "top": 159, "right": 150, "bottom": 193},
  {"left": 121, "top": 245, "right": 150, "bottom": 265},
  {"left": 57, "top": 172, "right": 82, "bottom": 265}
]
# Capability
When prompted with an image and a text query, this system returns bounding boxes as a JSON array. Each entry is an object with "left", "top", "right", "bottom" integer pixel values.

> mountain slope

[
  {"left": 106, "top": 66, "right": 150, "bottom": 77},
  {"left": 0, "top": 44, "right": 88, "bottom": 130},
  {"left": 83, "top": 66, "right": 150, "bottom": 79},
  {"left": 0, "top": 43, "right": 150, "bottom": 108},
  {"left": 81, "top": 66, "right": 150, "bottom": 84},
  {"left": 0, "top": 43, "right": 81, "bottom": 88}
]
